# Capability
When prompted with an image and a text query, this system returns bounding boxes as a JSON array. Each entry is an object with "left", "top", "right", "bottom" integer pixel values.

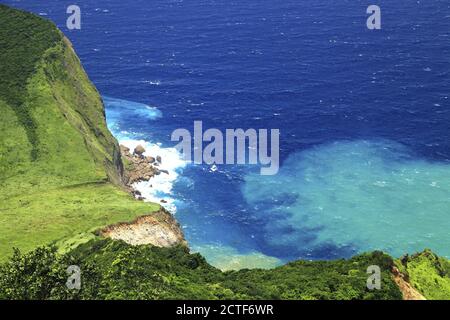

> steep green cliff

[
  {"left": 0, "top": 4, "right": 160, "bottom": 260},
  {"left": 0, "top": 4, "right": 448, "bottom": 300}
]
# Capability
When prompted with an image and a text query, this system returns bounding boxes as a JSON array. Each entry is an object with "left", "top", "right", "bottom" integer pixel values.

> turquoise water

[
  {"left": 8, "top": 0, "right": 450, "bottom": 268},
  {"left": 244, "top": 140, "right": 450, "bottom": 259}
]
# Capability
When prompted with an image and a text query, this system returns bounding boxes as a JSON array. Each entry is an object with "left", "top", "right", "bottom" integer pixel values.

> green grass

[
  {"left": 395, "top": 250, "right": 450, "bottom": 300},
  {"left": 0, "top": 5, "right": 158, "bottom": 261},
  {"left": 0, "top": 4, "right": 448, "bottom": 301},
  {"left": 122, "top": 155, "right": 134, "bottom": 171},
  {"left": 0, "top": 38, "right": 123, "bottom": 191},
  {"left": 0, "top": 4, "right": 61, "bottom": 159},
  {"left": 0, "top": 183, "right": 159, "bottom": 261}
]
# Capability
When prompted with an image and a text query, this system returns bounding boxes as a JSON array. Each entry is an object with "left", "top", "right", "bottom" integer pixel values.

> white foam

[
  {"left": 103, "top": 96, "right": 162, "bottom": 124},
  {"left": 119, "top": 139, "right": 187, "bottom": 213},
  {"left": 104, "top": 96, "right": 186, "bottom": 212}
]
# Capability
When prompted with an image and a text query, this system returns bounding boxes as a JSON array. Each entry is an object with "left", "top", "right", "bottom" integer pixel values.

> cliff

[
  {"left": 99, "top": 208, "right": 187, "bottom": 247},
  {"left": 0, "top": 4, "right": 185, "bottom": 260},
  {"left": 394, "top": 249, "right": 450, "bottom": 300},
  {"left": 0, "top": 4, "right": 448, "bottom": 300}
]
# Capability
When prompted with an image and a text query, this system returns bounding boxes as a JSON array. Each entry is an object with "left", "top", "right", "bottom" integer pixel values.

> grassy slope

[
  {"left": 395, "top": 250, "right": 450, "bottom": 300},
  {"left": 0, "top": 4, "right": 448, "bottom": 300},
  {"left": 0, "top": 5, "right": 159, "bottom": 260}
]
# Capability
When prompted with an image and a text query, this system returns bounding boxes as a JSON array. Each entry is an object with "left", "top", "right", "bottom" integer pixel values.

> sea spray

[
  {"left": 104, "top": 96, "right": 186, "bottom": 212},
  {"left": 119, "top": 139, "right": 187, "bottom": 213},
  {"left": 104, "top": 96, "right": 162, "bottom": 139}
]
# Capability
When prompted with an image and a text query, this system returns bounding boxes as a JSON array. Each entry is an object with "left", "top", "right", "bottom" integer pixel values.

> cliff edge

[{"left": 0, "top": 4, "right": 185, "bottom": 260}]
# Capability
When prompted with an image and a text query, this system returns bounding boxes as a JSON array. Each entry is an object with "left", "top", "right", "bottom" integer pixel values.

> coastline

[
  {"left": 104, "top": 96, "right": 187, "bottom": 213},
  {"left": 93, "top": 140, "right": 189, "bottom": 249},
  {"left": 119, "top": 139, "right": 187, "bottom": 214},
  {"left": 113, "top": 126, "right": 285, "bottom": 271}
]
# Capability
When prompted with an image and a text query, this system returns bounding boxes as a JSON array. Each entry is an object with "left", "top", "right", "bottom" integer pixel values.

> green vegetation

[
  {"left": 0, "top": 239, "right": 403, "bottom": 300},
  {"left": 395, "top": 250, "right": 450, "bottom": 300},
  {"left": 0, "top": 4, "right": 158, "bottom": 261},
  {"left": 0, "top": 183, "right": 159, "bottom": 259},
  {"left": 0, "top": 4, "right": 449, "bottom": 301},
  {"left": 0, "top": 4, "right": 61, "bottom": 158},
  {"left": 121, "top": 154, "right": 134, "bottom": 171}
]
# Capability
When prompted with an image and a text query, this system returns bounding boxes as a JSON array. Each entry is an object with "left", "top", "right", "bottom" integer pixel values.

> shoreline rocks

[
  {"left": 120, "top": 144, "right": 166, "bottom": 188},
  {"left": 107, "top": 146, "right": 188, "bottom": 248},
  {"left": 133, "top": 144, "right": 146, "bottom": 157}
]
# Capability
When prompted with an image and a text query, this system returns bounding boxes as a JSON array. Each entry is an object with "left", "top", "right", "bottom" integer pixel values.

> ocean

[{"left": 5, "top": 0, "right": 450, "bottom": 269}]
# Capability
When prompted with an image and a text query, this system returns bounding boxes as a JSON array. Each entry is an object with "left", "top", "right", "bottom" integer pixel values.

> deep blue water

[{"left": 5, "top": 0, "right": 450, "bottom": 267}]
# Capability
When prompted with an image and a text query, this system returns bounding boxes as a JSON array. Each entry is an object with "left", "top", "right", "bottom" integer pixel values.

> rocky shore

[
  {"left": 120, "top": 144, "right": 169, "bottom": 201},
  {"left": 98, "top": 144, "right": 189, "bottom": 248}
]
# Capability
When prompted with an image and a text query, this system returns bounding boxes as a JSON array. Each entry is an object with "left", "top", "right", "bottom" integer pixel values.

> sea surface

[{"left": 5, "top": 0, "right": 450, "bottom": 268}]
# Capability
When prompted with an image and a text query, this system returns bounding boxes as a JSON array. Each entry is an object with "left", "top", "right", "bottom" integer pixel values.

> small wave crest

[
  {"left": 119, "top": 139, "right": 187, "bottom": 213},
  {"left": 103, "top": 96, "right": 186, "bottom": 212},
  {"left": 103, "top": 96, "right": 162, "bottom": 139}
]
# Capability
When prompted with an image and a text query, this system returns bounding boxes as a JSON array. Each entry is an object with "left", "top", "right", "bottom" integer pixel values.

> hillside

[
  {"left": 0, "top": 4, "right": 166, "bottom": 260},
  {"left": 0, "top": 239, "right": 403, "bottom": 300},
  {"left": 0, "top": 4, "right": 449, "bottom": 300},
  {"left": 3, "top": 238, "right": 450, "bottom": 300},
  {"left": 395, "top": 250, "right": 450, "bottom": 300}
]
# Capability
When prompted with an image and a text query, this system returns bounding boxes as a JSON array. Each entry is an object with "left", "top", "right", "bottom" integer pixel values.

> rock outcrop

[
  {"left": 99, "top": 208, "right": 187, "bottom": 247},
  {"left": 391, "top": 267, "right": 426, "bottom": 300},
  {"left": 133, "top": 144, "right": 146, "bottom": 157},
  {"left": 120, "top": 144, "right": 165, "bottom": 188},
  {"left": 115, "top": 145, "right": 186, "bottom": 247}
]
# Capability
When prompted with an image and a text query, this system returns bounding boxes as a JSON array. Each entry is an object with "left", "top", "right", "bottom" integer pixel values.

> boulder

[
  {"left": 156, "top": 155, "right": 162, "bottom": 163},
  {"left": 134, "top": 145, "right": 146, "bottom": 156},
  {"left": 120, "top": 145, "right": 130, "bottom": 154},
  {"left": 146, "top": 156, "right": 155, "bottom": 164}
]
